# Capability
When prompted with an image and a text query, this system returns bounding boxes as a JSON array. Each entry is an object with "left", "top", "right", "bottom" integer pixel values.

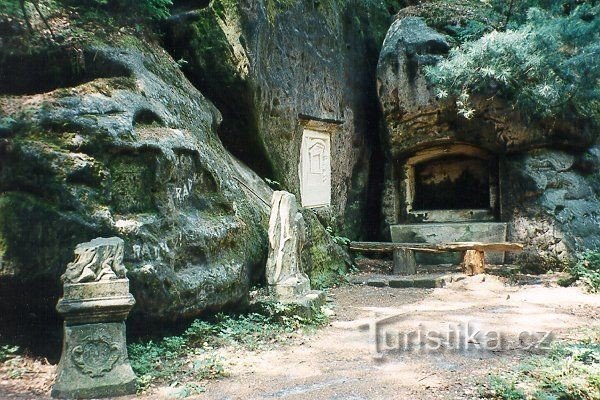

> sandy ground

[{"left": 1, "top": 274, "right": 599, "bottom": 400}]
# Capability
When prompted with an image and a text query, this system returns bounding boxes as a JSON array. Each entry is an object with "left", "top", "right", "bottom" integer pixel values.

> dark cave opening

[
  {"left": 0, "top": 48, "right": 131, "bottom": 96},
  {"left": 162, "top": 19, "right": 276, "bottom": 180},
  {"left": 413, "top": 155, "right": 492, "bottom": 211}
]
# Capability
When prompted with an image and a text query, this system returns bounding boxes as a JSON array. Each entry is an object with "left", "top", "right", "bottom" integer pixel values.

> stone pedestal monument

[
  {"left": 266, "top": 191, "right": 323, "bottom": 310},
  {"left": 52, "top": 237, "right": 137, "bottom": 399}
]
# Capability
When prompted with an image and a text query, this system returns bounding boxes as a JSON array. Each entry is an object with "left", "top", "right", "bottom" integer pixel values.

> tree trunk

[
  {"left": 462, "top": 250, "right": 485, "bottom": 276},
  {"left": 393, "top": 248, "right": 416, "bottom": 275}
]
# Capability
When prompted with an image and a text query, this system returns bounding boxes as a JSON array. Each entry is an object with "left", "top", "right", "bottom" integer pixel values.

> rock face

[
  {"left": 165, "top": 0, "right": 394, "bottom": 238},
  {"left": 377, "top": 17, "right": 451, "bottom": 155},
  {"left": 502, "top": 148, "right": 600, "bottom": 269},
  {"left": 1, "top": 13, "right": 356, "bottom": 350},
  {"left": 377, "top": 16, "right": 600, "bottom": 267},
  {"left": 0, "top": 41, "right": 269, "bottom": 325}
]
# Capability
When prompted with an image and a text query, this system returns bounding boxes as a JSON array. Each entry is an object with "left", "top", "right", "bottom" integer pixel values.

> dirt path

[
  {"left": 2, "top": 275, "right": 599, "bottom": 399},
  {"left": 187, "top": 275, "right": 599, "bottom": 400}
]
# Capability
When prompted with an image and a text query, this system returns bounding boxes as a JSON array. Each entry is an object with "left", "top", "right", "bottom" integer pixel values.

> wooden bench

[{"left": 349, "top": 241, "right": 524, "bottom": 276}]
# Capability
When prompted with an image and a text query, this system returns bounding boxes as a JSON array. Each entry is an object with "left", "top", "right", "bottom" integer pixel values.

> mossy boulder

[{"left": 0, "top": 41, "right": 270, "bottom": 325}]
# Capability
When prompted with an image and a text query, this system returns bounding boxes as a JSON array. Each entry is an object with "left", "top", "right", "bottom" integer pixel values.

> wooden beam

[
  {"left": 348, "top": 242, "right": 442, "bottom": 253},
  {"left": 349, "top": 241, "right": 523, "bottom": 253}
]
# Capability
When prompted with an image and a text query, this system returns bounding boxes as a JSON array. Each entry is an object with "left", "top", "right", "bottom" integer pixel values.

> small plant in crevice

[
  {"left": 264, "top": 177, "right": 283, "bottom": 190},
  {"left": 325, "top": 226, "right": 351, "bottom": 246}
]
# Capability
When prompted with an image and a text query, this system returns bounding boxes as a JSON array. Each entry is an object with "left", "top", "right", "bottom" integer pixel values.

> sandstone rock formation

[
  {"left": 0, "top": 2, "right": 357, "bottom": 346},
  {"left": 0, "top": 42, "right": 269, "bottom": 324},
  {"left": 377, "top": 16, "right": 600, "bottom": 268},
  {"left": 165, "top": 0, "right": 395, "bottom": 238}
]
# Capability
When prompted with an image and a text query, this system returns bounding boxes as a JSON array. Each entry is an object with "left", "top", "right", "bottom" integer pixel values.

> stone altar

[{"left": 52, "top": 237, "right": 137, "bottom": 399}]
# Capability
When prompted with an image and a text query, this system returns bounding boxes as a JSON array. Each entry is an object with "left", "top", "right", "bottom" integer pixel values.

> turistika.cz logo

[{"left": 359, "top": 313, "right": 553, "bottom": 359}]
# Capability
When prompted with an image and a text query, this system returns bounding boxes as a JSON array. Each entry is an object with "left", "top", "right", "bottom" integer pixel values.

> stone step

[{"left": 353, "top": 273, "right": 467, "bottom": 289}]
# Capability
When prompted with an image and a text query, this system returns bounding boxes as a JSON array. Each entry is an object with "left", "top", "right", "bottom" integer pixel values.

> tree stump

[
  {"left": 462, "top": 250, "right": 485, "bottom": 276},
  {"left": 393, "top": 248, "right": 417, "bottom": 275}
]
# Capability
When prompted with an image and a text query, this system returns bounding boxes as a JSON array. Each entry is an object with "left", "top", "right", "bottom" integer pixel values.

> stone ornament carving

[
  {"left": 71, "top": 333, "right": 120, "bottom": 378},
  {"left": 61, "top": 237, "right": 127, "bottom": 284},
  {"left": 266, "top": 191, "right": 310, "bottom": 299}
]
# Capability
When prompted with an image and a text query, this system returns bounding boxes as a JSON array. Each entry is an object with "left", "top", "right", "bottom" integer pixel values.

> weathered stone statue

[
  {"left": 52, "top": 237, "right": 137, "bottom": 399},
  {"left": 61, "top": 237, "right": 128, "bottom": 284},
  {"left": 266, "top": 191, "right": 311, "bottom": 299}
]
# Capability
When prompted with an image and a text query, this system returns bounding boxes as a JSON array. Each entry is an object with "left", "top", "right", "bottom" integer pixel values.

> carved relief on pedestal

[
  {"left": 71, "top": 333, "right": 121, "bottom": 378},
  {"left": 53, "top": 237, "right": 137, "bottom": 399},
  {"left": 299, "top": 129, "right": 331, "bottom": 208}
]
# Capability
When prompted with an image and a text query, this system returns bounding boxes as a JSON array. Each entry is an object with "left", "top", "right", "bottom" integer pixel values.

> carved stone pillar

[
  {"left": 266, "top": 191, "right": 311, "bottom": 300},
  {"left": 52, "top": 237, "right": 137, "bottom": 399}
]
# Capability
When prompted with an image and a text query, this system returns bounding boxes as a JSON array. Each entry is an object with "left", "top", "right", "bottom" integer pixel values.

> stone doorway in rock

[
  {"left": 402, "top": 143, "right": 500, "bottom": 224},
  {"left": 392, "top": 143, "right": 506, "bottom": 266}
]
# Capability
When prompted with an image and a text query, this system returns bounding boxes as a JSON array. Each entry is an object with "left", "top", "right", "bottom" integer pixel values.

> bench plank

[{"left": 349, "top": 241, "right": 523, "bottom": 253}]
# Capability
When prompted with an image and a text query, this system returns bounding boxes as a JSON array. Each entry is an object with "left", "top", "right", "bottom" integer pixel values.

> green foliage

[
  {"left": 265, "top": 0, "right": 294, "bottom": 25},
  {"left": 0, "top": 345, "right": 20, "bottom": 363},
  {"left": 569, "top": 250, "right": 600, "bottom": 292},
  {"left": 128, "top": 304, "right": 329, "bottom": 392},
  {"left": 0, "top": 0, "right": 23, "bottom": 16},
  {"left": 325, "top": 226, "right": 351, "bottom": 246},
  {"left": 483, "top": 340, "right": 600, "bottom": 400},
  {"left": 64, "top": 0, "right": 172, "bottom": 21},
  {"left": 425, "top": 2, "right": 600, "bottom": 126}
]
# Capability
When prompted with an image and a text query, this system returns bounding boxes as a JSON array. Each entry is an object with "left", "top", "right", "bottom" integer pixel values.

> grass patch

[
  {"left": 481, "top": 338, "right": 600, "bottom": 400},
  {"left": 128, "top": 302, "right": 329, "bottom": 394}
]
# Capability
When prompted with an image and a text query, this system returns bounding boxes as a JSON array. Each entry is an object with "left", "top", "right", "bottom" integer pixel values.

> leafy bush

[
  {"left": 569, "top": 250, "right": 600, "bottom": 292},
  {"left": 325, "top": 226, "right": 351, "bottom": 246},
  {"left": 425, "top": 3, "right": 600, "bottom": 126},
  {"left": 483, "top": 340, "right": 600, "bottom": 399}
]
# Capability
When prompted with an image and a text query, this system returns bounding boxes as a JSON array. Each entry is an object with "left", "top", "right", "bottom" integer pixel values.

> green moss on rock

[
  {"left": 301, "top": 209, "right": 351, "bottom": 289},
  {"left": 0, "top": 192, "right": 100, "bottom": 281}
]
